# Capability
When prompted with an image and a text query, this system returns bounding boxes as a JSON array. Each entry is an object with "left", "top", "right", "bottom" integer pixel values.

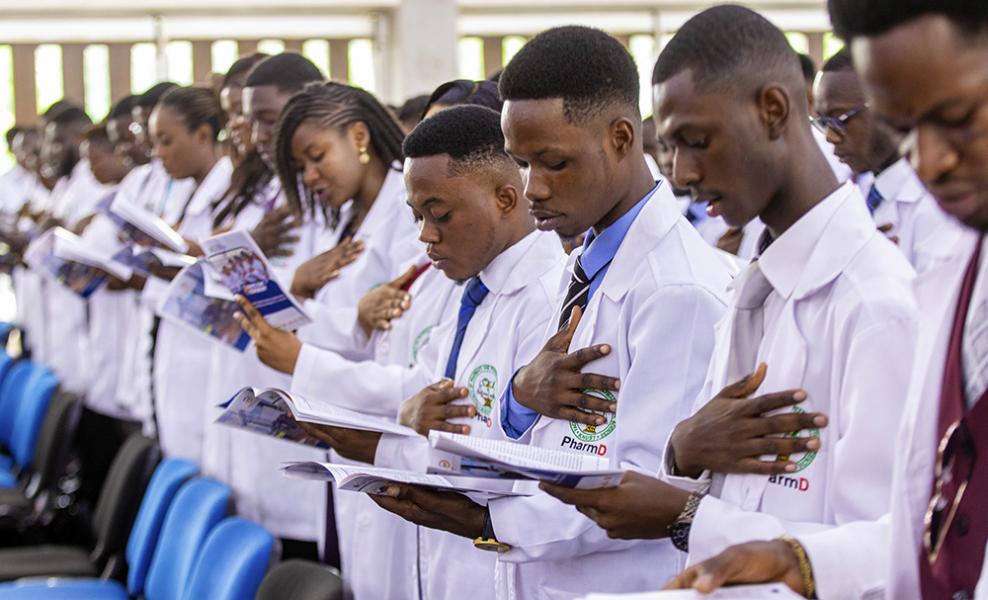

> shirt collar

[
  {"left": 478, "top": 229, "right": 541, "bottom": 296},
  {"left": 757, "top": 181, "right": 855, "bottom": 299},
  {"left": 581, "top": 181, "right": 661, "bottom": 279},
  {"left": 874, "top": 157, "right": 915, "bottom": 202}
]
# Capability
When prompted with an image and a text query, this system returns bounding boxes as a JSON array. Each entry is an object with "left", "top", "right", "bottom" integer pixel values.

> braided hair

[{"left": 274, "top": 81, "right": 405, "bottom": 215}]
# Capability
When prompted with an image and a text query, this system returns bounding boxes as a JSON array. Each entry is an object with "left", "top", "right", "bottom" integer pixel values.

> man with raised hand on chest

[
  {"left": 540, "top": 4, "right": 919, "bottom": 582},
  {"left": 361, "top": 26, "right": 734, "bottom": 599}
]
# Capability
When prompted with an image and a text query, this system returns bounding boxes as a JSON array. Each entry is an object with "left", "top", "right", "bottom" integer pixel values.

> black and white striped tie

[{"left": 558, "top": 255, "right": 591, "bottom": 330}]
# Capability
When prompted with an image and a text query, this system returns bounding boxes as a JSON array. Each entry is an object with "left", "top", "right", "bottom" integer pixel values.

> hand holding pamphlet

[
  {"left": 24, "top": 228, "right": 116, "bottom": 298},
  {"left": 427, "top": 431, "right": 624, "bottom": 488},
  {"left": 108, "top": 196, "right": 188, "bottom": 252},
  {"left": 202, "top": 229, "right": 310, "bottom": 330},
  {"left": 215, "top": 387, "right": 419, "bottom": 449},
  {"left": 281, "top": 462, "right": 530, "bottom": 499}
]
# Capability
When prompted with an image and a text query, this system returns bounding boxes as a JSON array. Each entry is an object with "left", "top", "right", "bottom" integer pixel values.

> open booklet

[
  {"left": 202, "top": 229, "right": 310, "bottom": 330},
  {"left": 282, "top": 463, "right": 530, "bottom": 500},
  {"left": 24, "top": 228, "right": 115, "bottom": 299},
  {"left": 579, "top": 584, "right": 805, "bottom": 600},
  {"left": 215, "top": 387, "right": 419, "bottom": 449},
  {"left": 112, "top": 246, "right": 196, "bottom": 279},
  {"left": 52, "top": 228, "right": 132, "bottom": 281},
  {"left": 427, "top": 431, "right": 624, "bottom": 489},
  {"left": 107, "top": 195, "right": 188, "bottom": 253},
  {"left": 157, "top": 261, "right": 251, "bottom": 351}
]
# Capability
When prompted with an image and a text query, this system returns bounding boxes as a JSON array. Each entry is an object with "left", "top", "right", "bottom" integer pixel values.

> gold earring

[{"left": 358, "top": 147, "right": 370, "bottom": 165}]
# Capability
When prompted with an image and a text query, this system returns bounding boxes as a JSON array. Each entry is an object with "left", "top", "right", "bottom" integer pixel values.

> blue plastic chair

[
  {"left": 0, "top": 364, "right": 58, "bottom": 488},
  {"left": 183, "top": 517, "right": 274, "bottom": 600},
  {"left": 0, "top": 458, "right": 199, "bottom": 600},
  {"left": 0, "top": 362, "right": 34, "bottom": 449}
]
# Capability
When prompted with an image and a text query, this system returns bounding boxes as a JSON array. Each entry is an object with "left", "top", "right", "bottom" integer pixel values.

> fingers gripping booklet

[
  {"left": 107, "top": 196, "right": 188, "bottom": 253},
  {"left": 427, "top": 431, "right": 625, "bottom": 489},
  {"left": 215, "top": 387, "right": 420, "bottom": 449},
  {"left": 201, "top": 229, "right": 311, "bottom": 331}
]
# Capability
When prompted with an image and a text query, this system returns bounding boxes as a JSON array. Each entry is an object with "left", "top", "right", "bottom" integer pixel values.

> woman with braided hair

[{"left": 232, "top": 81, "right": 421, "bottom": 581}]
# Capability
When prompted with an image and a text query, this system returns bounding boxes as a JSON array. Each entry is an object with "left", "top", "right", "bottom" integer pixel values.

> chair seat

[
  {"left": 0, "top": 469, "right": 16, "bottom": 489},
  {"left": 0, "top": 454, "right": 12, "bottom": 471},
  {"left": 0, "top": 579, "right": 128, "bottom": 599},
  {"left": 0, "top": 546, "right": 98, "bottom": 581}
]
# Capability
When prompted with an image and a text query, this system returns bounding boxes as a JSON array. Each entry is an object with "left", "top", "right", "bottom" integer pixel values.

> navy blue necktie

[
  {"left": 444, "top": 276, "right": 490, "bottom": 379},
  {"left": 866, "top": 184, "right": 884, "bottom": 214}
]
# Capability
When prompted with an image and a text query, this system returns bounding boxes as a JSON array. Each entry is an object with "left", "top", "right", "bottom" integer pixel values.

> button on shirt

[{"left": 500, "top": 182, "right": 661, "bottom": 439}]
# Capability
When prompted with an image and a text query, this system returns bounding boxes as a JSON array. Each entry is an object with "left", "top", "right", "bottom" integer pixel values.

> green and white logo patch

[
  {"left": 468, "top": 364, "right": 498, "bottom": 418},
  {"left": 569, "top": 389, "right": 617, "bottom": 442},
  {"left": 777, "top": 405, "right": 819, "bottom": 472}
]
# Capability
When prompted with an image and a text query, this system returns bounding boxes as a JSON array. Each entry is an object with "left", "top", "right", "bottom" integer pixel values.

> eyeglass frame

[
  {"left": 812, "top": 104, "right": 869, "bottom": 136},
  {"left": 923, "top": 419, "right": 977, "bottom": 564}
]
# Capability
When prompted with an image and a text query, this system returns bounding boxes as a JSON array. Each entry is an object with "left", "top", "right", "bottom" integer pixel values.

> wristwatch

[
  {"left": 473, "top": 508, "right": 512, "bottom": 553},
  {"left": 667, "top": 491, "right": 705, "bottom": 552}
]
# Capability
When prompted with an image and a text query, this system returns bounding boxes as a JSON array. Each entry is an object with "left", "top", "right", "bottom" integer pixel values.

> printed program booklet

[
  {"left": 281, "top": 462, "right": 529, "bottom": 499},
  {"left": 107, "top": 196, "right": 188, "bottom": 252},
  {"left": 202, "top": 229, "right": 310, "bottom": 331},
  {"left": 215, "top": 386, "right": 419, "bottom": 449},
  {"left": 427, "top": 431, "right": 624, "bottom": 489},
  {"left": 157, "top": 261, "right": 251, "bottom": 351},
  {"left": 24, "top": 228, "right": 121, "bottom": 298}
]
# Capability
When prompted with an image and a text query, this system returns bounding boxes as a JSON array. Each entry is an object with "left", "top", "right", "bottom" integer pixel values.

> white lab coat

[
  {"left": 286, "top": 259, "right": 459, "bottom": 599},
  {"left": 297, "top": 167, "right": 421, "bottom": 356},
  {"left": 660, "top": 183, "right": 919, "bottom": 568},
  {"left": 373, "top": 230, "right": 567, "bottom": 600},
  {"left": 43, "top": 160, "right": 116, "bottom": 394},
  {"left": 0, "top": 164, "right": 41, "bottom": 215},
  {"left": 865, "top": 158, "right": 964, "bottom": 274},
  {"left": 799, "top": 231, "right": 987, "bottom": 599},
  {"left": 153, "top": 157, "right": 232, "bottom": 461},
  {"left": 487, "top": 185, "right": 734, "bottom": 600}
]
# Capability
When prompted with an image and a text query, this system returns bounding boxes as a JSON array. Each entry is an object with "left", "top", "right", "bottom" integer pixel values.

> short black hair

[
  {"left": 244, "top": 53, "right": 324, "bottom": 94},
  {"left": 397, "top": 94, "right": 430, "bottom": 127},
  {"left": 48, "top": 103, "right": 92, "bottom": 127},
  {"left": 403, "top": 105, "right": 511, "bottom": 177},
  {"left": 828, "top": 0, "right": 988, "bottom": 41},
  {"left": 137, "top": 82, "right": 179, "bottom": 109},
  {"left": 797, "top": 53, "right": 817, "bottom": 82},
  {"left": 652, "top": 5, "right": 802, "bottom": 95},
  {"left": 222, "top": 53, "right": 269, "bottom": 89},
  {"left": 499, "top": 26, "right": 640, "bottom": 123},
  {"left": 83, "top": 123, "right": 112, "bottom": 148},
  {"left": 423, "top": 79, "right": 503, "bottom": 119},
  {"left": 108, "top": 94, "right": 139, "bottom": 120},
  {"left": 821, "top": 48, "right": 854, "bottom": 72}
]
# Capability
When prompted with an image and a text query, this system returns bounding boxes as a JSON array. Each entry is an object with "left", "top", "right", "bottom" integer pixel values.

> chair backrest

[
  {"left": 255, "top": 560, "right": 344, "bottom": 600},
  {"left": 124, "top": 457, "right": 199, "bottom": 596},
  {"left": 88, "top": 434, "right": 160, "bottom": 569},
  {"left": 9, "top": 365, "right": 59, "bottom": 470},
  {"left": 23, "top": 390, "right": 83, "bottom": 499},
  {"left": 143, "top": 477, "right": 229, "bottom": 600},
  {"left": 183, "top": 517, "right": 274, "bottom": 600},
  {"left": 0, "top": 360, "right": 33, "bottom": 447},
  {"left": 0, "top": 351, "right": 16, "bottom": 390}
]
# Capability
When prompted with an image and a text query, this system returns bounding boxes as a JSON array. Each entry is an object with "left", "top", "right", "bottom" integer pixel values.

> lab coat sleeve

[
  {"left": 687, "top": 313, "right": 917, "bottom": 561},
  {"left": 374, "top": 433, "right": 430, "bottom": 472},
  {"left": 490, "top": 283, "right": 726, "bottom": 562},
  {"left": 142, "top": 275, "right": 171, "bottom": 310},
  {"left": 298, "top": 300, "right": 370, "bottom": 361},
  {"left": 798, "top": 516, "right": 890, "bottom": 600},
  {"left": 289, "top": 342, "right": 434, "bottom": 416}
]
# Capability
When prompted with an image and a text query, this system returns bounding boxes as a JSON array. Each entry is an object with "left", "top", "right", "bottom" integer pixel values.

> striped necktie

[
  {"left": 866, "top": 184, "right": 884, "bottom": 214},
  {"left": 558, "top": 255, "right": 591, "bottom": 331}
]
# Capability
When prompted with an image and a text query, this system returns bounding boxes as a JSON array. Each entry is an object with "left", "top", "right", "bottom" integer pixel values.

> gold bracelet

[{"left": 779, "top": 535, "right": 816, "bottom": 599}]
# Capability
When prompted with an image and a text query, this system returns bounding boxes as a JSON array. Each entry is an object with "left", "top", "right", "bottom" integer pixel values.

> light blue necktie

[{"left": 443, "top": 276, "right": 490, "bottom": 380}]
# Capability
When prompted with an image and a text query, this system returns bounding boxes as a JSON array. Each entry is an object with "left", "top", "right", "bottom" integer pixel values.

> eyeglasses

[
  {"left": 923, "top": 419, "right": 977, "bottom": 564},
  {"left": 812, "top": 105, "right": 869, "bottom": 136}
]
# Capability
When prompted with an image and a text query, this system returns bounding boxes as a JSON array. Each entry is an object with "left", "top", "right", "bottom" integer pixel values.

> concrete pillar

[
  {"left": 192, "top": 40, "right": 213, "bottom": 84},
  {"left": 329, "top": 39, "right": 350, "bottom": 82},
  {"left": 108, "top": 43, "right": 132, "bottom": 101},
  {"left": 380, "top": 0, "right": 457, "bottom": 103},
  {"left": 807, "top": 31, "right": 825, "bottom": 65},
  {"left": 61, "top": 44, "right": 86, "bottom": 106},
  {"left": 12, "top": 44, "right": 38, "bottom": 123}
]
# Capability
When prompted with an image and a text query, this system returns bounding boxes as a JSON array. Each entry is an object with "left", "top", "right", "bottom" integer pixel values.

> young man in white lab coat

[
  {"left": 666, "top": 1, "right": 988, "bottom": 598},
  {"left": 298, "top": 104, "right": 566, "bottom": 600},
  {"left": 814, "top": 47, "right": 961, "bottom": 273},
  {"left": 540, "top": 3, "right": 918, "bottom": 575},
  {"left": 352, "top": 28, "right": 733, "bottom": 599}
]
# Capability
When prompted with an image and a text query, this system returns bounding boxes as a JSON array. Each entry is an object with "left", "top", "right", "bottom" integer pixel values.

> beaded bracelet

[{"left": 779, "top": 535, "right": 816, "bottom": 599}]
